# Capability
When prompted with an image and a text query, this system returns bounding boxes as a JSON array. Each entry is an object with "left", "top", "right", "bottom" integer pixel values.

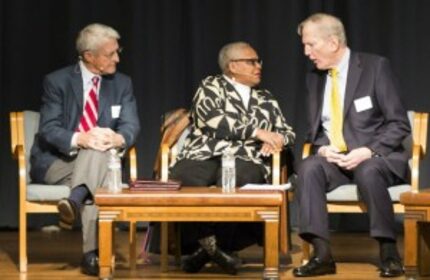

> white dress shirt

[
  {"left": 70, "top": 61, "right": 101, "bottom": 149},
  {"left": 223, "top": 74, "right": 251, "bottom": 109}
]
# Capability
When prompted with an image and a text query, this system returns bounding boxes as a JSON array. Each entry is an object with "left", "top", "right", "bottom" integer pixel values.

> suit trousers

[
  {"left": 45, "top": 149, "right": 110, "bottom": 253},
  {"left": 167, "top": 157, "right": 266, "bottom": 254},
  {"left": 296, "top": 155, "right": 401, "bottom": 242}
]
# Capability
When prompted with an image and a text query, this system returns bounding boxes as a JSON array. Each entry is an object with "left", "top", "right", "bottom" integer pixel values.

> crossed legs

[{"left": 45, "top": 149, "right": 110, "bottom": 275}]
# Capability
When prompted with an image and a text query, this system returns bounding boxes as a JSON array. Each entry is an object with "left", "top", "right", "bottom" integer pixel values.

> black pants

[
  {"left": 170, "top": 157, "right": 266, "bottom": 254},
  {"left": 295, "top": 156, "right": 403, "bottom": 242}
]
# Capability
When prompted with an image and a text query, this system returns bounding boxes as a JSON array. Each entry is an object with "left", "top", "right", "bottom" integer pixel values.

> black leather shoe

[
  {"left": 292, "top": 257, "right": 336, "bottom": 277},
  {"left": 380, "top": 258, "right": 404, "bottom": 277},
  {"left": 181, "top": 247, "right": 211, "bottom": 273},
  {"left": 57, "top": 198, "right": 78, "bottom": 230},
  {"left": 209, "top": 248, "right": 241, "bottom": 275},
  {"left": 81, "top": 253, "right": 99, "bottom": 276}
]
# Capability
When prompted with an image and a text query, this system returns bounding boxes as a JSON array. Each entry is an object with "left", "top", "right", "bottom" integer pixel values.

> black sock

[
  {"left": 83, "top": 249, "right": 98, "bottom": 261},
  {"left": 301, "top": 233, "right": 332, "bottom": 261},
  {"left": 312, "top": 237, "right": 332, "bottom": 261},
  {"left": 69, "top": 184, "right": 90, "bottom": 208},
  {"left": 377, "top": 237, "right": 400, "bottom": 261}
]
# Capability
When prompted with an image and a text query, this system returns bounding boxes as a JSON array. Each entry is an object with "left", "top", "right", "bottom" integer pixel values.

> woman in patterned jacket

[{"left": 171, "top": 41, "right": 295, "bottom": 275}]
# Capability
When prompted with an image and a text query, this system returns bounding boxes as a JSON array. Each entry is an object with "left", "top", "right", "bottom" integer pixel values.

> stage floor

[{"left": 0, "top": 227, "right": 418, "bottom": 279}]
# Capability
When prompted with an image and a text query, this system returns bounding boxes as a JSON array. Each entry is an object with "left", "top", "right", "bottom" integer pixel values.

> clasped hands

[
  {"left": 77, "top": 127, "right": 125, "bottom": 152},
  {"left": 255, "top": 129, "right": 284, "bottom": 157},
  {"left": 318, "top": 145, "right": 373, "bottom": 170}
]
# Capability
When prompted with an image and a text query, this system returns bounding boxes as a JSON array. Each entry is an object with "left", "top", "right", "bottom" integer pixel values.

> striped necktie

[
  {"left": 78, "top": 76, "right": 100, "bottom": 132},
  {"left": 329, "top": 68, "right": 347, "bottom": 152}
]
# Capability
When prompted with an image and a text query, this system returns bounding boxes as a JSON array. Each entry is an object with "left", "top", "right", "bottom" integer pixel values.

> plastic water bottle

[
  {"left": 222, "top": 149, "right": 236, "bottom": 193},
  {"left": 107, "top": 149, "right": 122, "bottom": 193}
]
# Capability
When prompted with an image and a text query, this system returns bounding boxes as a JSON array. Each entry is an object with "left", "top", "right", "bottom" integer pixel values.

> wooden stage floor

[{"left": 0, "top": 227, "right": 422, "bottom": 279}]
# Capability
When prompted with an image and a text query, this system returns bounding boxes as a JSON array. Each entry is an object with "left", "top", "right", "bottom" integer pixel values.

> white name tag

[
  {"left": 354, "top": 96, "right": 373, "bottom": 113},
  {"left": 111, "top": 105, "right": 121, "bottom": 118}
]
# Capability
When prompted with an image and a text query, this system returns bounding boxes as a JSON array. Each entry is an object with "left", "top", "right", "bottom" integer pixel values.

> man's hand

[
  {"left": 319, "top": 146, "right": 372, "bottom": 170},
  {"left": 337, "top": 147, "right": 372, "bottom": 170},
  {"left": 318, "top": 145, "right": 345, "bottom": 165},
  {"left": 255, "top": 129, "right": 284, "bottom": 152},
  {"left": 77, "top": 127, "right": 125, "bottom": 151}
]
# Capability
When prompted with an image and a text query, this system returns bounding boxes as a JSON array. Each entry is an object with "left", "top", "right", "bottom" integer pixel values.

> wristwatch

[{"left": 371, "top": 150, "right": 381, "bottom": 158}]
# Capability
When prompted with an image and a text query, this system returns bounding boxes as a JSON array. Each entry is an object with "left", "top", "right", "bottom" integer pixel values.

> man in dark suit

[
  {"left": 30, "top": 23, "right": 140, "bottom": 276},
  {"left": 293, "top": 13, "right": 410, "bottom": 277}
]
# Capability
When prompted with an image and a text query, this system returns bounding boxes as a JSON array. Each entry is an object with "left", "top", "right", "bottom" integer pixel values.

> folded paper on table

[
  {"left": 240, "top": 183, "right": 291, "bottom": 191},
  {"left": 129, "top": 179, "right": 181, "bottom": 191}
]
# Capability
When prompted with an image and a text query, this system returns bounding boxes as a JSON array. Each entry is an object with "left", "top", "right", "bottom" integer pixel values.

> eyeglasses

[
  {"left": 84, "top": 47, "right": 123, "bottom": 59},
  {"left": 230, "top": 58, "right": 263, "bottom": 67},
  {"left": 101, "top": 47, "right": 123, "bottom": 59}
]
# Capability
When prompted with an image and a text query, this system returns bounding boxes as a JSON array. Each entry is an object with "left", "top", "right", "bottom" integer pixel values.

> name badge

[
  {"left": 111, "top": 105, "right": 121, "bottom": 118},
  {"left": 354, "top": 96, "right": 373, "bottom": 113}
]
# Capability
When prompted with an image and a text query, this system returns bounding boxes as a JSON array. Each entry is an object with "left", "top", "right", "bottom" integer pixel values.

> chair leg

[
  {"left": 160, "top": 222, "right": 168, "bottom": 272},
  {"left": 19, "top": 212, "right": 27, "bottom": 272},
  {"left": 129, "top": 221, "right": 137, "bottom": 270},
  {"left": 301, "top": 239, "right": 311, "bottom": 264},
  {"left": 174, "top": 223, "right": 181, "bottom": 266}
]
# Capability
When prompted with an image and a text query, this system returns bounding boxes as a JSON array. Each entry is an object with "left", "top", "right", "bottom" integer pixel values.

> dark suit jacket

[
  {"left": 30, "top": 63, "right": 140, "bottom": 183},
  {"left": 305, "top": 51, "right": 411, "bottom": 181}
]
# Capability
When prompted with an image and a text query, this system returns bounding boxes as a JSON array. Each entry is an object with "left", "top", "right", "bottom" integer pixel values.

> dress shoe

[
  {"left": 380, "top": 257, "right": 404, "bottom": 277},
  {"left": 57, "top": 198, "right": 78, "bottom": 230},
  {"left": 181, "top": 247, "right": 210, "bottom": 273},
  {"left": 292, "top": 256, "right": 336, "bottom": 277},
  {"left": 81, "top": 252, "right": 99, "bottom": 276},
  {"left": 209, "top": 248, "right": 241, "bottom": 275}
]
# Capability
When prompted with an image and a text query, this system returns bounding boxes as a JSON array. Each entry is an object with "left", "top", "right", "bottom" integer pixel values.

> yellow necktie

[{"left": 329, "top": 68, "right": 347, "bottom": 152}]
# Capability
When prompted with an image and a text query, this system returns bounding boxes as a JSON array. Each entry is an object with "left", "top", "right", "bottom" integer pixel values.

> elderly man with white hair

[{"left": 30, "top": 23, "right": 140, "bottom": 276}]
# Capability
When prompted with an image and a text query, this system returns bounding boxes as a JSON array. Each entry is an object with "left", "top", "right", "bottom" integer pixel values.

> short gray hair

[
  {"left": 76, "top": 23, "right": 120, "bottom": 55},
  {"left": 297, "top": 13, "right": 347, "bottom": 46},
  {"left": 218, "top": 41, "right": 253, "bottom": 73}
]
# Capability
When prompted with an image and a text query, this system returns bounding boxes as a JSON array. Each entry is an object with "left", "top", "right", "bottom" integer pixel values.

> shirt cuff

[
  {"left": 69, "top": 132, "right": 79, "bottom": 156},
  {"left": 71, "top": 132, "right": 79, "bottom": 148}
]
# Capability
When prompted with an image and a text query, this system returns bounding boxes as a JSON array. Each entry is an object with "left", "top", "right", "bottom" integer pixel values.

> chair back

[
  {"left": 10, "top": 111, "right": 40, "bottom": 183},
  {"left": 153, "top": 108, "right": 190, "bottom": 179},
  {"left": 23, "top": 111, "right": 40, "bottom": 182}
]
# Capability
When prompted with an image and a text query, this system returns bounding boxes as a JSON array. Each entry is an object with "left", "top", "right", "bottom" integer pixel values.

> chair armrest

[
  {"left": 270, "top": 150, "right": 290, "bottom": 254},
  {"left": 14, "top": 145, "right": 28, "bottom": 202},
  {"left": 410, "top": 144, "right": 423, "bottom": 192},
  {"left": 302, "top": 143, "right": 312, "bottom": 159},
  {"left": 128, "top": 146, "right": 138, "bottom": 181},
  {"left": 161, "top": 144, "right": 170, "bottom": 182},
  {"left": 272, "top": 152, "right": 280, "bottom": 185}
]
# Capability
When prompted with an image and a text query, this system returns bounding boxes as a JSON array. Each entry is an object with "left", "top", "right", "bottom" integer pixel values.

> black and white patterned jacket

[{"left": 176, "top": 75, "right": 295, "bottom": 179}]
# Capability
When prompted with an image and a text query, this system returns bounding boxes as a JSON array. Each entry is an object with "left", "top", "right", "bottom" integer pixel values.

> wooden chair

[
  {"left": 300, "top": 111, "right": 428, "bottom": 261},
  {"left": 151, "top": 108, "right": 290, "bottom": 270},
  {"left": 10, "top": 111, "right": 138, "bottom": 272}
]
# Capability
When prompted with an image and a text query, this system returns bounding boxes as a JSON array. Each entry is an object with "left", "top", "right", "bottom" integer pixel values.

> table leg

[
  {"left": 161, "top": 222, "right": 169, "bottom": 272},
  {"left": 129, "top": 221, "right": 137, "bottom": 270},
  {"left": 99, "top": 217, "right": 114, "bottom": 279},
  {"left": 419, "top": 222, "right": 430, "bottom": 276},
  {"left": 263, "top": 216, "right": 279, "bottom": 280}
]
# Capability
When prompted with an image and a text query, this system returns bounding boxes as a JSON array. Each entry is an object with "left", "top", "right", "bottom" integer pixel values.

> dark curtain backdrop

[{"left": 1, "top": 0, "right": 429, "bottom": 228}]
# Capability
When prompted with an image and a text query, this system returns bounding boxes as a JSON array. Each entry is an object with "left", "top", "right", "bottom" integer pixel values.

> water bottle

[
  {"left": 222, "top": 149, "right": 236, "bottom": 193},
  {"left": 107, "top": 149, "right": 122, "bottom": 193}
]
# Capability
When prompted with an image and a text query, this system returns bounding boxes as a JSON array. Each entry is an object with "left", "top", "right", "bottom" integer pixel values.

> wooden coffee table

[
  {"left": 95, "top": 187, "right": 284, "bottom": 280},
  {"left": 400, "top": 189, "right": 430, "bottom": 276}
]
